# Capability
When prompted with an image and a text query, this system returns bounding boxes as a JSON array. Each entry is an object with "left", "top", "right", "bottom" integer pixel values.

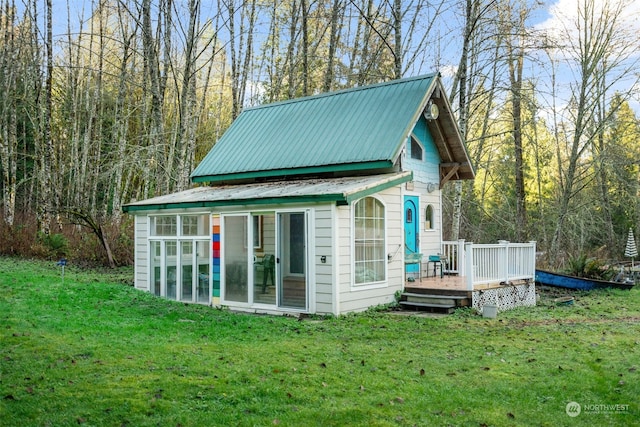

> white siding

[
  {"left": 131, "top": 195, "right": 414, "bottom": 315},
  {"left": 313, "top": 205, "right": 335, "bottom": 314},
  {"left": 134, "top": 215, "right": 149, "bottom": 291},
  {"left": 335, "top": 185, "right": 405, "bottom": 313}
]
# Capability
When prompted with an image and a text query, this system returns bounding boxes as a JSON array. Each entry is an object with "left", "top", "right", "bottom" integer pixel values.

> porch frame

[{"left": 440, "top": 240, "right": 536, "bottom": 291}]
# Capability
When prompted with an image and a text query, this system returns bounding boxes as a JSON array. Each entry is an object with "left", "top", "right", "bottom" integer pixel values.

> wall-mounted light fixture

[{"left": 423, "top": 100, "right": 439, "bottom": 120}]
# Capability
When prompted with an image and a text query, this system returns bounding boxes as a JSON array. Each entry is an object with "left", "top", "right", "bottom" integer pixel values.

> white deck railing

[{"left": 441, "top": 240, "right": 536, "bottom": 290}]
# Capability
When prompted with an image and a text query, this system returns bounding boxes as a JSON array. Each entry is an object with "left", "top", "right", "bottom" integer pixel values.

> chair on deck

[
  {"left": 427, "top": 254, "right": 447, "bottom": 278},
  {"left": 404, "top": 249, "right": 423, "bottom": 282},
  {"left": 255, "top": 254, "right": 275, "bottom": 293}
]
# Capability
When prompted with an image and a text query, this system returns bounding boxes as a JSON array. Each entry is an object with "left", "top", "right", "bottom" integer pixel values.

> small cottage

[{"left": 123, "top": 73, "right": 474, "bottom": 315}]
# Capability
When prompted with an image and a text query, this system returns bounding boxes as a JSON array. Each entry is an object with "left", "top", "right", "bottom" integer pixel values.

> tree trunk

[
  {"left": 593, "top": 65, "right": 615, "bottom": 251},
  {"left": 286, "top": 0, "right": 299, "bottom": 98},
  {"left": 38, "top": 0, "right": 54, "bottom": 234},
  {"left": 142, "top": 0, "right": 165, "bottom": 198},
  {"left": 392, "top": 0, "right": 402, "bottom": 79},
  {"left": 111, "top": 2, "right": 137, "bottom": 221},
  {"left": 503, "top": 3, "right": 528, "bottom": 241},
  {"left": 449, "top": 0, "right": 476, "bottom": 241},
  {"left": 323, "top": 0, "right": 343, "bottom": 92},
  {"left": 64, "top": 209, "right": 116, "bottom": 267},
  {"left": 301, "top": 0, "right": 309, "bottom": 96},
  {"left": 175, "top": 0, "right": 200, "bottom": 191},
  {"left": 0, "top": 0, "right": 17, "bottom": 226}
]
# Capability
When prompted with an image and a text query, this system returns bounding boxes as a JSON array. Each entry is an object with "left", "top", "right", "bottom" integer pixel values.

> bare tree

[
  {"left": 499, "top": 0, "right": 532, "bottom": 241},
  {"left": 110, "top": 1, "right": 139, "bottom": 222},
  {"left": 323, "top": 0, "right": 344, "bottom": 91},
  {"left": 0, "top": 0, "right": 18, "bottom": 226},
  {"left": 449, "top": 0, "right": 488, "bottom": 240},
  {"left": 37, "top": 0, "right": 55, "bottom": 234},
  {"left": 225, "top": 0, "right": 258, "bottom": 117},
  {"left": 545, "top": 0, "right": 640, "bottom": 261},
  {"left": 140, "top": 0, "right": 166, "bottom": 197}
]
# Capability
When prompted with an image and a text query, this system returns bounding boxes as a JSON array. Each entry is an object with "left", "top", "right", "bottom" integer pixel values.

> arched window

[
  {"left": 425, "top": 205, "right": 434, "bottom": 230},
  {"left": 354, "top": 197, "right": 386, "bottom": 285}
]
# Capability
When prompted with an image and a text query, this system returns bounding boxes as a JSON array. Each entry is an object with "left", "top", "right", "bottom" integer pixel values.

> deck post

[
  {"left": 457, "top": 239, "right": 466, "bottom": 276},
  {"left": 498, "top": 240, "right": 509, "bottom": 284},
  {"left": 465, "top": 242, "right": 474, "bottom": 290},
  {"left": 529, "top": 241, "right": 537, "bottom": 278}
]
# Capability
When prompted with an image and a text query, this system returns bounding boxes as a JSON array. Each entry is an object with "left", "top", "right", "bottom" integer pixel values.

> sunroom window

[
  {"left": 354, "top": 197, "right": 386, "bottom": 285},
  {"left": 151, "top": 215, "right": 177, "bottom": 236},
  {"left": 182, "top": 215, "right": 209, "bottom": 236},
  {"left": 149, "top": 214, "right": 211, "bottom": 304}
]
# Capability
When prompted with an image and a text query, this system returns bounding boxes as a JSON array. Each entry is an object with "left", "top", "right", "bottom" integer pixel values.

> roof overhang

[
  {"left": 425, "top": 80, "right": 475, "bottom": 185},
  {"left": 191, "top": 160, "right": 394, "bottom": 184},
  {"left": 123, "top": 171, "right": 412, "bottom": 213}
]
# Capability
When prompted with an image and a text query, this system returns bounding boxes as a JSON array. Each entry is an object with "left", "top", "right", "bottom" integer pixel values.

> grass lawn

[{"left": 1, "top": 257, "right": 639, "bottom": 426}]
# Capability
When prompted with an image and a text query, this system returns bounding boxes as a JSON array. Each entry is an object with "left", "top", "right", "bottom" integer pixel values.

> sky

[
  {"left": 532, "top": 0, "right": 640, "bottom": 114},
  {"left": 22, "top": 0, "right": 640, "bottom": 115}
]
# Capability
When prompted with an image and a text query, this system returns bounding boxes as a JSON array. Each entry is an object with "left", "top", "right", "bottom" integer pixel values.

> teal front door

[{"left": 404, "top": 196, "right": 419, "bottom": 276}]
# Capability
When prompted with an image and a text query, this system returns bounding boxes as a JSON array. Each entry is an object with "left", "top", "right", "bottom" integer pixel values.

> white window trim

[
  {"left": 218, "top": 209, "right": 313, "bottom": 313},
  {"left": 424, "top": 204, "right": 436, "bottom": 232},
  {"left": 147, "top": 213, "right": 211, "bottom": 304},
  {"left": 220, "top": 213, "right": 252, "bottom": 307},
  {"left": 148, "top": 212, "right": 211, "bottom": 239},
  {"left": 351, "top": 196, "right": 388, "bottom": 290}
]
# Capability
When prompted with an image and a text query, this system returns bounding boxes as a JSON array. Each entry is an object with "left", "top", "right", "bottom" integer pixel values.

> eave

[
  {"left": 191, "top": 160, "right": 394, "bottom": 184},
  {"left": 124, "top": 171, "right": 413, "bottom": 213}
]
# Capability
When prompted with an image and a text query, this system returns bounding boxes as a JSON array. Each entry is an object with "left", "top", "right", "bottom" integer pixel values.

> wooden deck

[
  {"left": 406, "top": 274, "right": 467, "bottom": 292},
  {"left": 405, "top": 274, "right": 521, "bottom": 292},
  {"left": 400, "top": 241, "right": 538, "bottom": 314},
  {"left": 401, "top": 274, "right": 471, "bottom": 312},
  {"left": 401, "top": 274, "right": 531, "bottom": 313}
]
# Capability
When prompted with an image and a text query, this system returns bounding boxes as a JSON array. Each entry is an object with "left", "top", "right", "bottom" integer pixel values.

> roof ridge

[{"left": 243, "top": 72, "right": 439, "bottom": 112}]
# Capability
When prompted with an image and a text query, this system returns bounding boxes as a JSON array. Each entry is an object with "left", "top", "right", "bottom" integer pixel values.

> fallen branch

[{"left": 61, "top": 209, "right": 116, "bottom": 268}]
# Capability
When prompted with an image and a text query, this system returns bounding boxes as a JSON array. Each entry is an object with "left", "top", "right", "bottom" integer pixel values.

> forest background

[{"left": 0, "top": 0, "right": 639, "bottom": 269}]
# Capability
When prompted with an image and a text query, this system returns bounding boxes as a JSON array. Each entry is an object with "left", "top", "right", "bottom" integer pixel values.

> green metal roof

[
  {"left": 191, "top": 74, "right": 438, "bottom": 183},
  {"left": 123, "top": 172, "right": 412, "bottom": 212}
]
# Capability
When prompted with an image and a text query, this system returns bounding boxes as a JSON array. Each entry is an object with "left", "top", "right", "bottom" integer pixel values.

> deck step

[
  {"left": 402, "top": 292, "right": 469, "bottom": 301},
  {"left": 402, "top": 293, "right": 470, "bottom": 307},
  {"left": 399, "top": 301, "right": 456, "bottom": 314},
  {"left": 403, "top": 287, "right": 470, "bottom": 297},
  {"left": 399, "top": 291, "right": 470, "bottom": 314}
]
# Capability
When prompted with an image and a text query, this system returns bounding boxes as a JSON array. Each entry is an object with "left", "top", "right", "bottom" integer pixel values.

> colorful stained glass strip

[{"left": 211, "top": 214, "right": 221, "bottom": 298}]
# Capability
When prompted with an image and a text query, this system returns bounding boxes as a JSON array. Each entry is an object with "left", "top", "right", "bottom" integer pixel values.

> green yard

[{"left": 1, "top": 257, "right": 638, "bottom": 426}]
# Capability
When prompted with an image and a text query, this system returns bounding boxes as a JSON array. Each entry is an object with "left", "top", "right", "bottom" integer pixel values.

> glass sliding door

[
  {"left": 180, "top": 241, "right": 194, "bottom": 302},
  {"left": 253, "top": 213, "right": 276, "bottom": 305},
  {"left": 150, "top": 241, "right": 161, "bottom": 296},
  {"left": 196, "top": 241, "right": 210, "bottom": 303},
  {"left": 223, "top": 215, "right": 249, "bottom": 303},
  {"left": 218, "top": 211, "right": 307, "bottom": 310},
  {"left": 278, "top": 212, "right": 307, "bottom": 309},
  {"left": 166, "top": 241, "right": 177, "bottom": 300}
]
